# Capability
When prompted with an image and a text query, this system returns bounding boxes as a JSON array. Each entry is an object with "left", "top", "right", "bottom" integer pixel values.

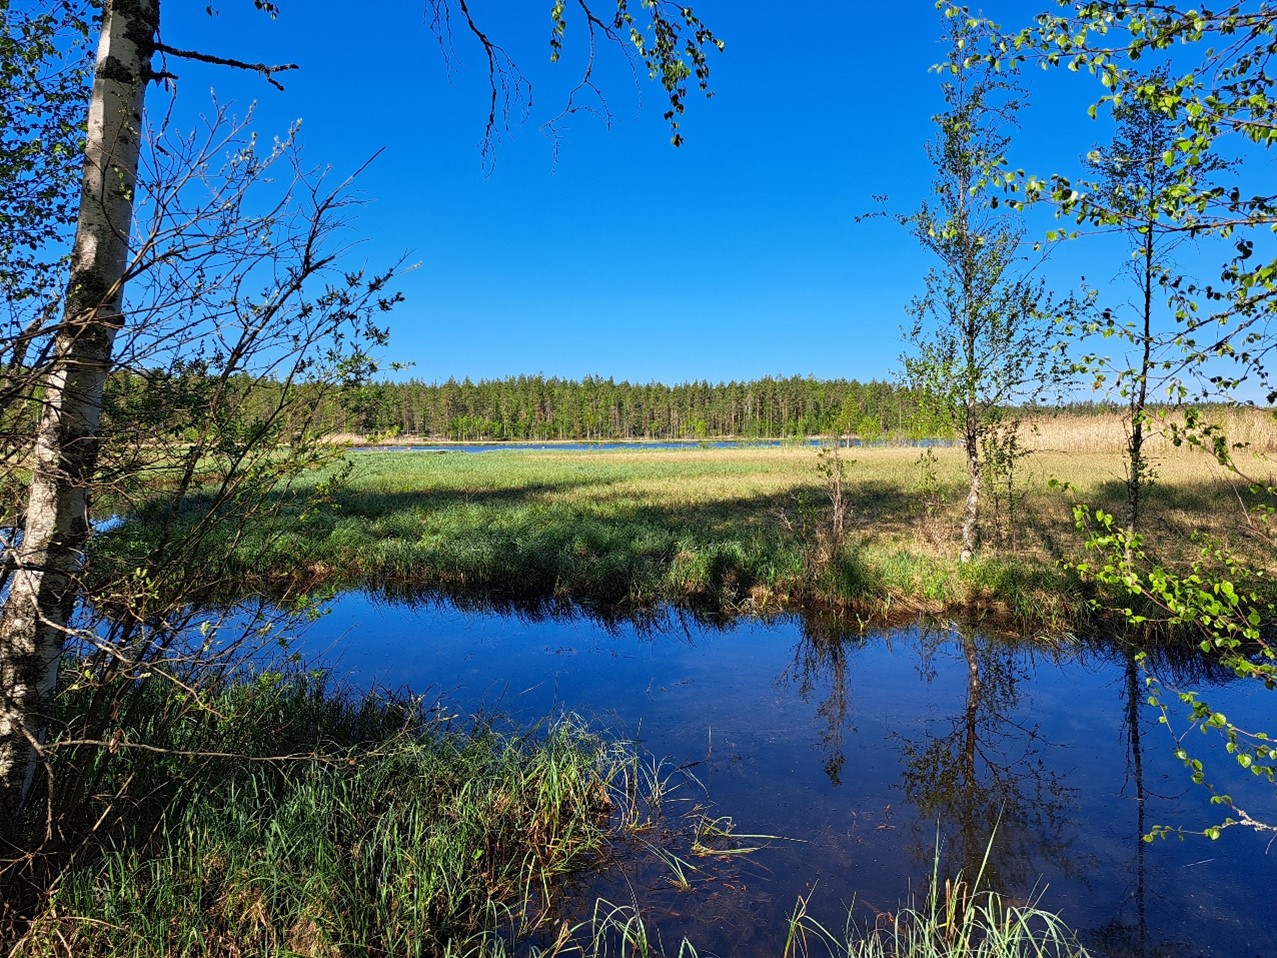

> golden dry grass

[{"left": 1024, "top": 408, "right": 1277, "bottom": 456}]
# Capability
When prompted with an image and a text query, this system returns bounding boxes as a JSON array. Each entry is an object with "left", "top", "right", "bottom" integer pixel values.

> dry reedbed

[{"left": 1024, "top": 408, "right": 1277, "bottom": 456}]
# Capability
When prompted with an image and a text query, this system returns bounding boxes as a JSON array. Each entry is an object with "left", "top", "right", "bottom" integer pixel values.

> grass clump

[
  {"left": 10, "top": 665, "right": 653, "bottom": 958},
  {"left": 784, "top": 841, "right": 1091, "bottom": 958}
]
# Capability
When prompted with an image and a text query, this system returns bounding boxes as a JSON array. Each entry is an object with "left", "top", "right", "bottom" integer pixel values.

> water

[
  {"left": 280, "top": 594, "right": 1276, "bottom": 956},
  {"left": 348, "top": 439, "right": 953, "bottom": 454}
]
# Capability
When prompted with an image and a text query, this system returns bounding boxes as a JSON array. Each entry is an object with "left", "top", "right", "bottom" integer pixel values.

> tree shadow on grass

[
  {"left": 99, "top": 465, "right": 1272, "bottom": 628},
  {"left": 1050, "top": 474, "right": 1273, "bottom": 562},
  {"left": 336, "top": 479, "right": 613, "bottom": 518}
]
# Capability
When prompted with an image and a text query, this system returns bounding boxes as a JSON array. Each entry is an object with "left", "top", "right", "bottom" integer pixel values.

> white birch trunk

[
  {"left": 960, "top": 415, "right": 980, "bottom": 564},
  {"left": 0, "top": 0, "right": 156, "bottom": 815}
]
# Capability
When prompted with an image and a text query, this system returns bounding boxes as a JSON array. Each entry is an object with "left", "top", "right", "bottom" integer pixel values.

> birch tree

[
  {"left": 901, "top": 13, "right": 1057, "bottom": 562},
  {"left": 978, "top": 0, "right": 1277, "bottom": 837},
  {"left": 0, "top": 0, "right": 724, "bottom": 816},
  {"left": 1006, "top": 2, "right": 1277, "bottom": 400},
  {"left": 1069, "top": 85, "right": 1228, "bottom": 556},
  {"left": 0, "top": 0, "right": 157, "bottom": 816}
]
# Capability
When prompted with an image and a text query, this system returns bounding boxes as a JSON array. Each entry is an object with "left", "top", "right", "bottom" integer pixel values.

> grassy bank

[
  {"left": 11, "top": 664, "right": 658, "bottom": 956},
  {"left": 96, "top": 411, "right": 1275, "bottom": 631}
]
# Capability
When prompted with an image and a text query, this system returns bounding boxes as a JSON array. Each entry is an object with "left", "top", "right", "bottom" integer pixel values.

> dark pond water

[{"left": 281, "top": 594, "right": 1275, "bottom": 957}]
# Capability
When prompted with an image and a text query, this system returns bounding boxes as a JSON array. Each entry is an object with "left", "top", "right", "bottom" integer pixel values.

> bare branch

[
  {"left": 453, "top": 0, "right": 530, "bottom": 171},
  {"left": 154, "top": 43, "right": 298, "bottom": 91}
]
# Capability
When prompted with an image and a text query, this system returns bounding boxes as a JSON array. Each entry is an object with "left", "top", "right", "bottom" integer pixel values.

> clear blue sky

[{"left": 151, "top": 1, "right": 1224, "bottom": 389}]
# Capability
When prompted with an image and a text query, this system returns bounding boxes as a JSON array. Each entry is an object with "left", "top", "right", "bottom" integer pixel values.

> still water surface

[
  {"left": 349, "top": 439, "right": 953, "bottom": 454},
  {"left": 288, "top": 593, "right": 1275, "bottom": 957}
]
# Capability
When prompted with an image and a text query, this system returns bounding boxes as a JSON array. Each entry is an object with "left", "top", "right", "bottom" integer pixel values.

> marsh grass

[
  {"left": 9, "top": 660, "right": 1098, "bottom": 958},
  {"left": 1027, "top": 408, "right": 1277, "bottom": 455},
  {"left": 782, "top": 839, "right": 1091, "bottom": 958},
  {"left": 444, "top": 842, "right": 1092, "bottom": 958},
  {"left": 98, "top": 433, "right": 1274, "bottom": 630},
  {"left": 10, "top": 664, "right": 675, "bottom": 958}
]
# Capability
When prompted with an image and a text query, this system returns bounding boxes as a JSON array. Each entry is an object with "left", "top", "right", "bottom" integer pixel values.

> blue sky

[{"left": 151, "top": 1, "right": 1228, "bottom": 389}]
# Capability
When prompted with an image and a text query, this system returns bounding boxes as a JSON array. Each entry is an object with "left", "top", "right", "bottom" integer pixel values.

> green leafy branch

[
  {"left": 1067, "top": 502, "right": 1277, "bottom": 838},
  {"left": 546, "top": 0, "right": 724, "bottom": 148}
]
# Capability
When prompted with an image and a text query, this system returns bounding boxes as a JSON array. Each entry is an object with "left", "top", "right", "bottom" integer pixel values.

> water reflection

[
  {"left": 1087, "top": 649, "right": 1156, "bottom": 956},
  {"left": 1083, "top": 645, "right": 1202, "bottom": 958},
  {"left": 777, "top": 619, "right": 861, "bottom": 786},
  {"left": 896, "top": 624, "right": 1075, "bottom": 891},
  {"left": 277, "top": 592, "right": 1275, "bottom": 958},
  {"left": 777, "top": 618, "right": 1079, "bottom": 892}
]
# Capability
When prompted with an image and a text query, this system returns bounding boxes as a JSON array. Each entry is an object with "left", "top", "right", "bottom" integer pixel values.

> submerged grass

[
  {"left": 97, "top": 439, "right": 1271, "bottom": 631},
  {"left": 783, "top": 835, "right": 1091, "bottom": 958}
]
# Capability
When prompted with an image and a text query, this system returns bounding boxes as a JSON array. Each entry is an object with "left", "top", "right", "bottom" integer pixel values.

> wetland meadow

[
  {"left": 37, "top": 411, "right": 1275, "bottom": 957},
  {"left": 16, "top": 3, "right": 1277, "bottom": 955}
]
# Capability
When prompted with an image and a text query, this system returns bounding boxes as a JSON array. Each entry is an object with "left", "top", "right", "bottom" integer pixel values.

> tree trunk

[
  {"left": 1125, "top": 218, "right": 1155, "bottom": 567},
  {"left": 0, "top": 0, "right": 156, "bottom": 816},
  {"left": 1125, "top": 416, "right": 1144, "bottom": 564},
  {"left": 960, "top": 414, "right": 980, "bottom": 563}
]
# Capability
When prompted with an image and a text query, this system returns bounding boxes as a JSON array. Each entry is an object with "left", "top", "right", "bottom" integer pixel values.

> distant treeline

[
  {"left": 104, "top": 370, "right": 1135, "bottom": 444},
  {"left": 322, "top": 375, "right": 1130, "bottom": 441},
  {"left": 330, "top": 375, "right": 953, "bottom": 441}
]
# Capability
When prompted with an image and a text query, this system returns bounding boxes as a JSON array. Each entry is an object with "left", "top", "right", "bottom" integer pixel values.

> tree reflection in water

[
  {"left": 1085, "top": 648, "right": 1174, "bottom": 958},
  {"left": 775, "top": 617, "right": 1076, "bottom": 890},
  {"left": 776, "top": 616, "right": 866, "bottom": 786},
  {"left": 822, "top": 623, "right": 1071, "bottom": 897}
]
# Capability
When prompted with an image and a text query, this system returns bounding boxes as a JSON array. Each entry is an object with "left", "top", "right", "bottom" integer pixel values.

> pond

[{"left": 282, "top": 593, "right": 1275, "bottom": 957}]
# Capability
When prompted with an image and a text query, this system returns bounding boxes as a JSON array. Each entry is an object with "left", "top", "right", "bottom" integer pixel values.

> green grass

[
  {"left": 774, "top": 829, "right": 1092, "bottom": 958},
  {"left": 12, "top": 665, "right": 667, "bottom": 958},
  {"left": 95, "top": 443, "right": 1269, "bottom": 632},
  {"left": 782, "top": 877, "right": 1090, "bottom": 958}
]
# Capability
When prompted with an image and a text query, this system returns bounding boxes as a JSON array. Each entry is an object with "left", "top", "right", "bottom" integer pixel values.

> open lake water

[
  {"left": 349, "top": 439, "right": 953, "bottom": 454},
  {"left": 283, "top": 593, "right": 1275, "bottom": 957}
]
